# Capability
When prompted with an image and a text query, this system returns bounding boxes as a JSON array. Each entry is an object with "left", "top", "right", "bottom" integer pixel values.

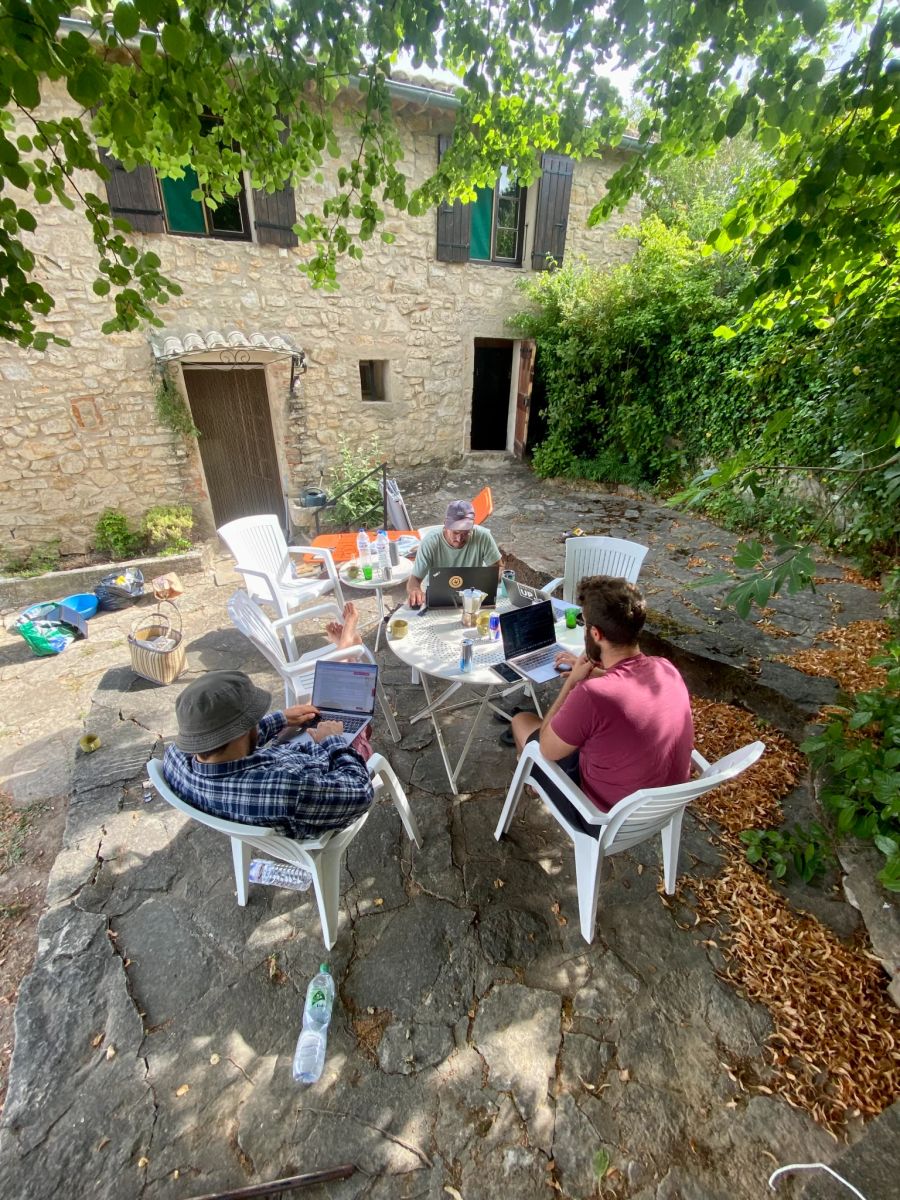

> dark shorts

[{"left": 525, "top": 730, "right": 601, "bottom": 839}]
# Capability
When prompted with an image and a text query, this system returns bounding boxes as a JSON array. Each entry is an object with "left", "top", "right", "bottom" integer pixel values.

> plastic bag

[
  {"left": 95, "top": 567, "right": 144, "bottom": 611},
  {"left": 15, "top": 619, "right": 78, "bottom": 656}
]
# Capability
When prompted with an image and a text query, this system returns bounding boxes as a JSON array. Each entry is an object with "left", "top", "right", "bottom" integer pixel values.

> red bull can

[
  {"left": 489, "top": 613, "right": 501, "bottom": 641},
  {"left": 459, "top": 638, "right": 474, "bottom": 672}
]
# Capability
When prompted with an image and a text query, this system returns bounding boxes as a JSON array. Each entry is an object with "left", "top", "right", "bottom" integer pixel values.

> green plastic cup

[
  {"left": 565, "top": 607, "right": 579, "bottom": 630},
  {"left": 362, "top": 564, "right": 373, "bottom": 581}
]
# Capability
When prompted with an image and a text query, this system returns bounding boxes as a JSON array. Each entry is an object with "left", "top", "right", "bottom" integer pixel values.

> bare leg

[
  {"left": 511, "top": 711, "right": 541, "bottom": 754},
  {"left": 325, "top": 601, "right": 362, "bottom": 648}
]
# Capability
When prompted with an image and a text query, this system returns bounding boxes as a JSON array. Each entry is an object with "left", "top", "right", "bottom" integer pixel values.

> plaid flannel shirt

[{"left": 163, "top": 712, "right": 373, "bottom": 839}]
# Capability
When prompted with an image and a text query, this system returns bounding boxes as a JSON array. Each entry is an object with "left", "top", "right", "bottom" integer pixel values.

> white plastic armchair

[
  {"left": 218, "top": 514, "right": 346, "bottom": 623},
  {"left": 541, "top": 536, "right": 648, "bottom": 604},
  {"left": 495, "top": 738, "right": 764, "bottom": 943},
  {"left": 146, "top": 755, "right": 419, "bottom": 950},
  {"left": 227, "top": 590, "right": 400, "bottom": 743}
]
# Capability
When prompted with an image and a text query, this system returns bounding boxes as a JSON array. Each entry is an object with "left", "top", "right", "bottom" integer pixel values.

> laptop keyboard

[
  {"left": 309, "top": 714, "right": 368, "bottom": 735},
  {"left": 517, "top": 646, "right": 558, "bottom": 671}
]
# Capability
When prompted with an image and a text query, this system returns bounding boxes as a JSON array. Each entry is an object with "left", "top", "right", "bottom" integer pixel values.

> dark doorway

[
  {"left": 471, "top": 340, "right": 513, "bottom": 450},
  {"left": 182, "top": 366, "right": 284, "bottom": 527}
]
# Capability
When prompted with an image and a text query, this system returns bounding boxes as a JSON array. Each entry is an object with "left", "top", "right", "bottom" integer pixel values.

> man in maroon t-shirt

[{"left": 509, "top": 576, "right": 693, "bottom": 825}]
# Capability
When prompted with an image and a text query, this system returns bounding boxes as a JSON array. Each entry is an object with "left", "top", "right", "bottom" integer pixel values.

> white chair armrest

[
  {"left": 540, "top": 577, "right": 563, "bottom": 598},
  {"left": 691, "top": 748, "right": 712, "bottom": 774},
  {"left": 520, "top": 741, "right": 609, "bottom": 828},
  {"left": 279, "top": 643, "right": 369, "bottom": 678},
  {"left": 234, "top": 563, "right": 279, "bottom": 590}
]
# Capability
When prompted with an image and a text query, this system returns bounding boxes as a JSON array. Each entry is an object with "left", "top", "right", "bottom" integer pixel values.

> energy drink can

[
  {"left": 489, "top": 613, "right": 501, "bottom": 641},
  {"left": 459, "top": 638, "right": 474, "bottom": 672}
]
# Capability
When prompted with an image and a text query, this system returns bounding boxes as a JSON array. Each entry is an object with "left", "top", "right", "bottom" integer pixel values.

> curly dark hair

[{"left": 576, "top": 575, "right": 646, "bottom": 646}]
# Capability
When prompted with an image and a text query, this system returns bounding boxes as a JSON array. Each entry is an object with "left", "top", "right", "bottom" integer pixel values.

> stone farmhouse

[{"left": 1, "top": 71, "right": 640, "bottom": 555}]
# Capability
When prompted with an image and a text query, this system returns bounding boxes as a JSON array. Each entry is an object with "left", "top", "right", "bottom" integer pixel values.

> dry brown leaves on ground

[
  {"left": 691, "top": 699, "right": 805, "bottom": 834},
  {"left": 841, "top": 568, "right": 882, "bottom": 592},
  {"left": 691, "top": 854, "right": 900, "bottom": 1133},
  {"left": 775, "top": 620, "right": 890, "bottom": 695},
  {"left": 352, "top": 1008, "right": 392, "bottom": 1062}
]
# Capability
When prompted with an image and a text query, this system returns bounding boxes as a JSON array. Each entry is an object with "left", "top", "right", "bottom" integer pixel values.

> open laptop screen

[
  {"left": 312, "top": 661, "right": 378, "bottom": 715},
  {"left": 500, "top": 601, "right": 557, "bottom": 660}
]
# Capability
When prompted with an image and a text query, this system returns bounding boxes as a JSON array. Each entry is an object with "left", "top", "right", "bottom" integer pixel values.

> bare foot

[{"left": 337, "top": 601, "right": 360, "bottom": 649}]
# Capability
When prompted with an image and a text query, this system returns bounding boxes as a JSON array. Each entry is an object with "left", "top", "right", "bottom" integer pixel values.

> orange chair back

[{"left": 471, "top": 487, "right": 493, "bottom": 525}]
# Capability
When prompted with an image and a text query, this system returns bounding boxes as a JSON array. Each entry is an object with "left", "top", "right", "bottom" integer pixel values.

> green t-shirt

[{"left": 413, "top": 526, "right": 501, "bottom": 582}]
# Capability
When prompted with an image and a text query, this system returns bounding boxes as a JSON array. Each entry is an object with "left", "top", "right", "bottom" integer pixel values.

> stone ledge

[{"left": 0, "top": 548, "right": 207, "bottom": 615}]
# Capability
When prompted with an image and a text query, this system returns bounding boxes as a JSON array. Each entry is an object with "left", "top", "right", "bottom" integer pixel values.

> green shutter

[
  {"left": 470, "top": 186, "right": 494, "bottom": 260},
  {"left": 160, "top": 169, "right": 206, "bottom": 234}
]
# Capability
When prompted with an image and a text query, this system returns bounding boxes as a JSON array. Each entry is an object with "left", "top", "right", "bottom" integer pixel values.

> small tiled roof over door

[{"left": 149, "top": 328, "right": 302, "bottom": 363}]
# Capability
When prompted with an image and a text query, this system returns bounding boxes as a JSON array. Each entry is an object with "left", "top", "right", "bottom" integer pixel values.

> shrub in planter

[
  {"left": 95, "top": 509, "right": 141, "bottom": 560},
  {"left": 142, "top": 505, "right": 194, "bottom": 555}
]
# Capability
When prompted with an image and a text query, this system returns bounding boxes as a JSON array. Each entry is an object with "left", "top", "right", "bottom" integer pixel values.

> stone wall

[{"left": 0, "top": 83, "right": 641, "bottom": 554}]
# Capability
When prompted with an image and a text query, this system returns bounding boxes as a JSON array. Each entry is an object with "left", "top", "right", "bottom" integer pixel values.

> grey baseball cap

[
  {"left": 444, "top": 500, "right": 475, "bottom": 531},
  {"left": 174, "top": 670, "right": 271, "bottom": 754}
]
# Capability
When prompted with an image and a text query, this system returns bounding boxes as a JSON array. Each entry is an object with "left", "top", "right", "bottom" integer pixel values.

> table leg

[
  {"left": 449, "top": 685, "right": 497, "bottom": 792},
  {"left": 374, "top": 589, "right": 387, "bottom": 653},
  {"left": 419, "top": 673, "right": 464, "bottom": 795}
]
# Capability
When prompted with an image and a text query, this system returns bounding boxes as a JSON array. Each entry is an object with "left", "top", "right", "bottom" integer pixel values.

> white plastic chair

[
  {"left": 542, "top": 536, "right": 648, "bottom": 604},
  {"left": 416, "top": 523, "right": 442, "bottom": 542},
  {"left": 227, "top": 590, "right": 400, "bottom": 743},
  {"left": 218, "top": 514, "right": 346, "bottom": 624},
  {"left": 495, "top": 738, "right": 765, "bottom": 943},
  {"left": 146, "top": 753, "right": 420, "bottom": 949}
]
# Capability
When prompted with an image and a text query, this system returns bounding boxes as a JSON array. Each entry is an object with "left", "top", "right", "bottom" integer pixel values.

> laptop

[
  {"left": 499, "top": 600, "right": 571, "bottom": 684},
  {"left": 426, "top": 565, "right": 500, "bottom": 609},
  {"left": 292, "top": 660, "right": 378, "bottom": 746},
  {"left": 506, "top": 579, "right": 582, "bottom": 624}
]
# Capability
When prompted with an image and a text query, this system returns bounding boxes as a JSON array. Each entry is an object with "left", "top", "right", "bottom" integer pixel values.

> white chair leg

[
  {"left": 377, "top": 681, "right": 401, "bottom": 744},
  {"left": 526, "top": 681, "right": 543, "bottom": 719},
  {"left": 661, "top": 808, "right": 686, "bottom": 894},
  {"left": 311, "top": 843, "right": 344, "bottom": 951},
  {"left": 369, "top": 754, "right": 421, "bottom": 848},
  {"left": 494, "top": 755, "right": 531, "bottom": 840},
  {"left": 231, "top": 838, "right": 252, "bottom": 907},
  {"left": 572, "top": 835, "right": 603, "bottom": 944}
]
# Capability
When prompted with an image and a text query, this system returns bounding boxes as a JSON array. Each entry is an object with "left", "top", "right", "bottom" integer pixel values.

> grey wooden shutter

[
  {"left": 253, "top": 122, "right": 298, "bottom": 247},
  {"left": 97, "top": 145, "right": 165, "bottom": 233},
  {"left": 435, "top": 134, "right": 471, "bottom": 262},
  {"left": 531, "top": 152, "right": 574, "bottom": 270}
]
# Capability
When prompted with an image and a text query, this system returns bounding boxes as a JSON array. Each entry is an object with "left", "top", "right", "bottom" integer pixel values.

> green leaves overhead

[{"left": 0, "top": 0, "right": 898, "bottom": 350}]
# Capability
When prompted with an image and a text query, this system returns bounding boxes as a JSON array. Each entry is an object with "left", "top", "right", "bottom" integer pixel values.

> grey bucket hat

[
  {"left": 444, "top": 499, "right": 475, "bottom": 531},
  {"left": 174, "top": 670, "right": 271, "bottom": 754}
]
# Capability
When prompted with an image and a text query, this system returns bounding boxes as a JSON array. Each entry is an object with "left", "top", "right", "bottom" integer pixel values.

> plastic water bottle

[
  {"left": 356, "top": 529, "right": 370, "bottom": 568},
  {"left": 375, "top": 529, "right": 391, "bottom": 580},
  {"left": 292, "top": 963, "right": 335, "bottom": 1084}
]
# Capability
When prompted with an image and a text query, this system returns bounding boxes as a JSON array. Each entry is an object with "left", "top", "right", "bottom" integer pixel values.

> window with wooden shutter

[
  {"left": 531, "top": 152, "right": 574, "bottom": 271},
  {"left": 252, "top": 120, "right": 298, "bottom": 247},
  {"left": 96, "top": 145, "right": 165, "bottom": 233},
  {"left": 435, "top": 134, "right": 471, "bottom": 263},
  {"left": 252, "top": 183, "right": 298, "bottom": 247}
]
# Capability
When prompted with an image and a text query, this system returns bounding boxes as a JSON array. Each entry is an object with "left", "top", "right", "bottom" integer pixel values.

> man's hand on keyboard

[
  {"left": 284, "top": 704, "right": 319, "bottom": 727},
  {"left": 555, "top": 650, "right": 578, "bottom": 672},
  {"left": 308, "top": 719, "right": 344, "bottom": 743},
  {"left": 568, "top": 653, "right": 603, "bottom": 685}
]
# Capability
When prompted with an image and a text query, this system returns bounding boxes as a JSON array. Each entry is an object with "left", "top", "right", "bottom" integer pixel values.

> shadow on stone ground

[{"left": 0, "top": 458, "right": 894, "bottom": 1200}]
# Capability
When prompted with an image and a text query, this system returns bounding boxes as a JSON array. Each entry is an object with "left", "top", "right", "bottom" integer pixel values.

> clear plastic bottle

[
  {"left": 292, "top": 963, "right": 335, "bottom": 1084},
  {"left": 356, "top": 529, "right": 370, "bottom": 569},
  {"left": 375, "top": 529, "right": 391, "bottom": 580}
]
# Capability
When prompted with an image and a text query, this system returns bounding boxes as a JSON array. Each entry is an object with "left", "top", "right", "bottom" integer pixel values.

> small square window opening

[{"left": 360, "top": 360, "right": 388, "bottom": 402}]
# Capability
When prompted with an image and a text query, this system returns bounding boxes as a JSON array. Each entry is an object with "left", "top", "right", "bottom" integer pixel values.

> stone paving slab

[{"left": 1, "top": 457, "right": 891, "bottom": 1199}]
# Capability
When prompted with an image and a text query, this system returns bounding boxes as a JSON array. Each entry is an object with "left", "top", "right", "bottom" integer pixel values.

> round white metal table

[
  {"left": 386, "top": 599, "right": 584, "bottom": 794},
  {"left": 339, "top": 557, "right": 414, "bottom": 651}
]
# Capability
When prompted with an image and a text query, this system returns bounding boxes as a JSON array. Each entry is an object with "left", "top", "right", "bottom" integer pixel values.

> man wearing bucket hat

[
  {"left": 163, "top": 670, "right": 373, "bottom": 838},
  {"left": 406, "top": 500, "right": 502, "bottom": 608}
]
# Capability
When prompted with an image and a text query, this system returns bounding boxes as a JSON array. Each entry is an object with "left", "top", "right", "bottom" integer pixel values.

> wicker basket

[{"left": 128, "top": 600, "right": 186, "bottom": 685}]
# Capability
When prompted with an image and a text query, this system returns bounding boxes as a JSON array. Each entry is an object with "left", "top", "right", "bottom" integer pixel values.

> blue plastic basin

[{"left": 59, "top": 593, "right": 99, "bottom": 619}]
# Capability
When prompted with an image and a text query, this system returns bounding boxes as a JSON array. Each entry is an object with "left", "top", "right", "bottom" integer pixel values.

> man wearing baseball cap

[
  {"left": 163, "top": 670, "right": 373, "bottom": 838},
  {"left": 406, "top": 499, "right": 501, "bottom": 608}
]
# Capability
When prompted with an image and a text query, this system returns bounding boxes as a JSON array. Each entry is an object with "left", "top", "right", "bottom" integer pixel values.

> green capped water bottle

[{"left": 292, "top": 963, "right": 335, "bottom": 1084}]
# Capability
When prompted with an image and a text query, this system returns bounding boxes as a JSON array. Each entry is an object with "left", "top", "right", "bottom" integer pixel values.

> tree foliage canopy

[{"left": 0, "top": 0, "right": 897, "bottom": 351}]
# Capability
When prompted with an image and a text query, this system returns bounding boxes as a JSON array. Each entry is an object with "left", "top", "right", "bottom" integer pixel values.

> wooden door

[
  {"left": 183, "top": 367, "right": 284, "bottom": 527},
  {"left": 514, "top": 339, "right": 536, "bottom": 458}
]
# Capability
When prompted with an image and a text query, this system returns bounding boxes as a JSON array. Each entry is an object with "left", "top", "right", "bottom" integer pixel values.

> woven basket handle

[{"left": 130, "top": 599, "right": 182, "bottom": 639}]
